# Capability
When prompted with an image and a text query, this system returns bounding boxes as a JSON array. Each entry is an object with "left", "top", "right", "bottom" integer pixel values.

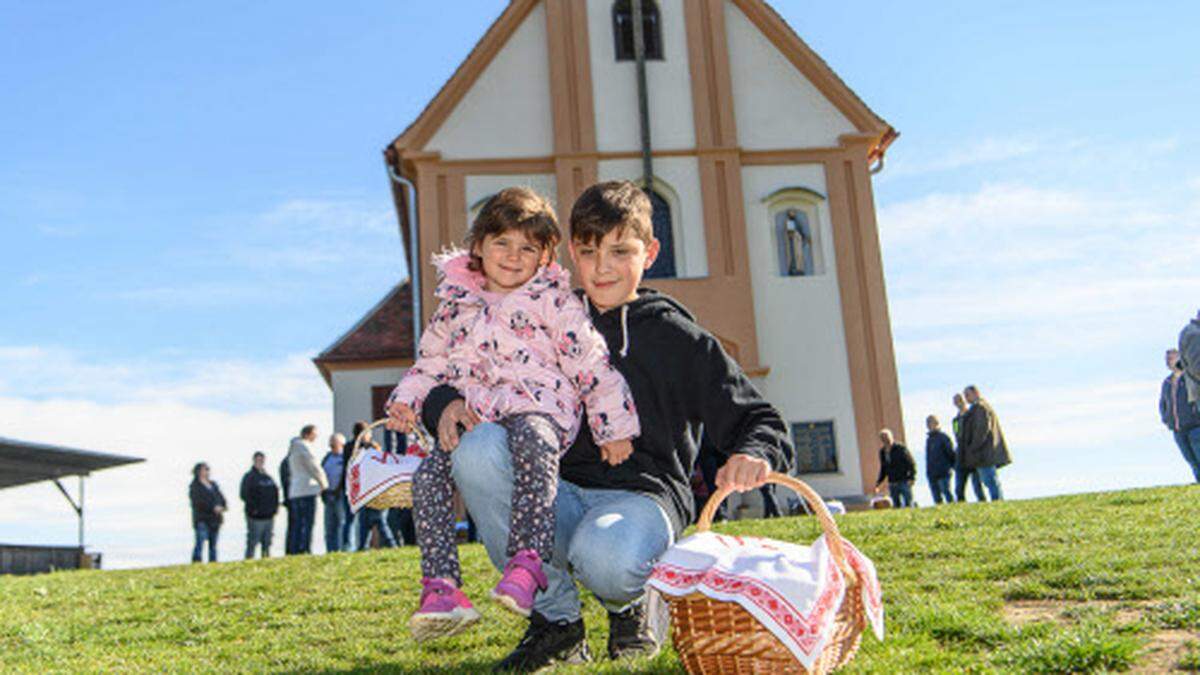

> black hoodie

[{"left": 423, "top": 288, "right": 793, "bottom": 536}]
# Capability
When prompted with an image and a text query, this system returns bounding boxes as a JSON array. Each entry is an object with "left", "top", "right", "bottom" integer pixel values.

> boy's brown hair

[
  {"left": 569, "top": 180, "right": 654, "bottom": 246},
  {"left": 465, "top": 187, "right": 561, "bottom": 271}
]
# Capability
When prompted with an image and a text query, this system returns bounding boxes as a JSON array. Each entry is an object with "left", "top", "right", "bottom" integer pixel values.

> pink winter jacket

[{"left": 387, "top": 251, "right": 640, "bottom": 449}]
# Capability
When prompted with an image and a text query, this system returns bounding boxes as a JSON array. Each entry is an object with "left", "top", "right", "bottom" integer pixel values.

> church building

[{"left": 315, "top": 0, "right": 903, "bottom": 504}]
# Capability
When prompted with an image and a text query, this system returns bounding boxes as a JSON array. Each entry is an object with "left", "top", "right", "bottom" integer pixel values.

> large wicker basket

[
  {"left": 348, "top": 418, "right": 433, "bottom": 510},
  {"left": 667, "top": 472, "right": 866, "bottom": 675}
]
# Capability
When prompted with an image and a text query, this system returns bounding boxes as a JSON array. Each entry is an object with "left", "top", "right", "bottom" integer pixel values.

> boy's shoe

[
  {"left": 493, "top": 611, "right": 590, "bottom": 672},
  {"left": 491, "top": 549, "right": 548, "bottom": 617},
  {"left": 607, "top": 591, "right": 669, "bottom": 660},
  {"left": 408, "top": 577, "right": 481, "bottom": 641}
]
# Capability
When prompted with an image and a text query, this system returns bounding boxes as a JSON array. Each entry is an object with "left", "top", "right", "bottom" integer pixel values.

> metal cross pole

[
  {"left": 52, "top": 476, "right": 85, "bottom": 548},
  {"left": 632, "top": 0, "right": 654, "bottom": 190}
]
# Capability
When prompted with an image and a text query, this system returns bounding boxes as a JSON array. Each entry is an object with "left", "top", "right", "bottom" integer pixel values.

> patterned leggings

[{"left": 412, "top": 413, "right": 561, "bottom": 585}]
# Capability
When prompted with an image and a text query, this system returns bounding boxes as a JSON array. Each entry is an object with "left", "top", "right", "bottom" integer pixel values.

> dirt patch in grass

[
  {"left": 1132, "top": 630, "right": 1197, "bottom": 673},
  {"left": 1002, "top": 600, "right": 1134, "bottom": 626}
]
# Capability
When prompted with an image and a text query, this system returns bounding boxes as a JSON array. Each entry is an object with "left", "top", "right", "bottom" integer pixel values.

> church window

[
  {"left": 644, "top": 188, "right": 677, "bottom": 279},
  {"left": 613, "top": 0, "right": 663, "bottom": 61}
]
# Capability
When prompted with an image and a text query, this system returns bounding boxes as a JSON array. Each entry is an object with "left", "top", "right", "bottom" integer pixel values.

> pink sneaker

[
  {"left": 491, "top": 549, "right": 548, "bottom": 617},
  {"left": 408, "top": 577, "right": 480, "bottom": 641}
]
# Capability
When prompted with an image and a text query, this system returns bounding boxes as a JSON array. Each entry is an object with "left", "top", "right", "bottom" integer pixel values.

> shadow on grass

[{"left": 295, "top": 658, "right": 499, "bottom": 674}]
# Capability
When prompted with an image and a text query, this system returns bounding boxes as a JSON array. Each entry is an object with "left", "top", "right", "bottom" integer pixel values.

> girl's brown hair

[{"left": 465, "top": 187, "right": 561, "bottom": 271}]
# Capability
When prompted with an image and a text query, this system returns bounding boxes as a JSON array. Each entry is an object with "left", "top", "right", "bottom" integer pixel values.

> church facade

[{"left": 317, "top": 0, "right": 903, "bottom": 501}]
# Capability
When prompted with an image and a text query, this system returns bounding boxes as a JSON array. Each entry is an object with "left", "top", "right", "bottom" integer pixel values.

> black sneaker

[
  {"left": 494, "top": 611, "right": 591, "bottom": 673},
  {"left": 606, "top": 592, "right": 668, "bottom": 660}
]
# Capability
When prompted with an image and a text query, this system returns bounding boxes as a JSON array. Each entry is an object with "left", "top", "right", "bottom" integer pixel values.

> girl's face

[
  {"left": 476, "top": 229, "right": 550, "bottom": 293},
  {"left": 199, "top": 465, "right": 210, "bottom": 481}
]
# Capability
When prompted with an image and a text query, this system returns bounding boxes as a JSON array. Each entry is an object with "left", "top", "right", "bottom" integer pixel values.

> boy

[{"left": 423, "top": 180, "right": 793, "bottom": 671}]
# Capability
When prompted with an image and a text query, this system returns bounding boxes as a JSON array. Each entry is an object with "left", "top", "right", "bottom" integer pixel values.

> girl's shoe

[
  {"left": 491, "top": 549, "right": 548, "bottom": 617},
  {"left": 409, "top": 577, "right": 480, "bottom": 641}
]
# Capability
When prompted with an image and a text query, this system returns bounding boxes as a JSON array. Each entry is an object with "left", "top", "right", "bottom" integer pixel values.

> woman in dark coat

[{"left": 189, "top": 462, "right": 226, "bottom": 563}]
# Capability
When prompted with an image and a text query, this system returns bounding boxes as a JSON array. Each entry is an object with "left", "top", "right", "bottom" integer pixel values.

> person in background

[
  {"left": 952, "top": 393, "right": 984, "bottom": 502},
  {"left": 279, "top": 454, "right": 294, "bottom": 553},
  {"left": 321, "top": 433, "right": 349, "bottom": 553},
  {"left": 189, "top": 462, "right": 226, "bottom": 563},
  {"left": 874, "top": 428, "right": 916, "bottom": 508},
  {"left": 240, "top": 451, "right": 279, "bottom": 559},
  {"left": 924, "top": 415, "right": 956, "bottom": 505},
  {"left": 1180, "top": 310, "right": 1200, "bottom": 405},
  {"left": 960, "top": 385, "right": 1011, "bottom": 501},
  {"left": 286, "top": 424, "right": 328, "bottom": 555},
  {"left": 1161, "top": 348, "right": 1200, "bottom": 482}
]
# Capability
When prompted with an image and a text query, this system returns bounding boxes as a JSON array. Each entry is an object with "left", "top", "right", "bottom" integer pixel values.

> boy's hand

[
  {"left": 438, "top": 400, "right": 481, "bottom": 452},
  {"left": 600, "top": 439, "right": 634, "bottom": 466},
  {"left": 385, "top": 402, "right": 417, "bottom": 433},
  {"left": 715, "top": 454, "right": 771, "bottom": 492}
]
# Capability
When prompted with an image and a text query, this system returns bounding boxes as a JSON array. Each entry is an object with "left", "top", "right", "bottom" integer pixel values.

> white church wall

[
  {"left": 331, "top": 367, "right": 407, "bottom": 440},
  {"left": 427, "top": 3, "right": 555, "bottom": 159},
  {"left": 598, "top": 157, "right": 708, "bottom": 278},
  {"left": 741, "top": 164, "right": 863, "bottom": 498},
  {"left": 587, "top": 0, "right": 697, "bottom": 152},
  {"left": 465, "top": 174, "right": 558, "bottom": 219},
  {"left": 723, "top": 3, "right": 857, "bottom": 151}
]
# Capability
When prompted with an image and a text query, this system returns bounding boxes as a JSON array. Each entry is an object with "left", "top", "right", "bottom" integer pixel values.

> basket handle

[
  {"left": 349, "top": 417, "right": 434, "bottom": 465},
  {"left": 696, "top": 471, "right": 857, "bottom": 585}
]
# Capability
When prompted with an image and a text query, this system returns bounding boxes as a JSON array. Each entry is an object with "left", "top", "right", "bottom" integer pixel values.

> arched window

[
  {"left": 612, "top": 0, "right": 663, "bottom": 61},
  {"left": 644, "top": 188, "right": 676, "bottom": 278}
]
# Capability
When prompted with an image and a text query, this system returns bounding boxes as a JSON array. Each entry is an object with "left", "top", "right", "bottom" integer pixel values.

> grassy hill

[{"left": 2, "top": 486, "right": 1199, "bottom": 673}]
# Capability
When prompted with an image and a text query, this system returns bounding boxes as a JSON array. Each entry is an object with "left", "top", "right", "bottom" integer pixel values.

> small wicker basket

[
  {"left": 348, "top": 418, "right": 434, "bottom": 510},
  {"left": 667, "top": 472, "right": 866, "bottom": 675}
]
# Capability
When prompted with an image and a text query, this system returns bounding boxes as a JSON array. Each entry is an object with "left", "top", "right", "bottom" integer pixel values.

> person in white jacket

[{"left": 286, "top": 425, "right": 328, "bottom": 555}]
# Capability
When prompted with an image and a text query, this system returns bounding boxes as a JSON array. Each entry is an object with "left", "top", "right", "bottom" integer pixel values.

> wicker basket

[
  {"left": 667, "top": 472, "right": 866, "bottom": 675},
  {"left": 348, "top": 418, "right": 433, "bottom": 510}
]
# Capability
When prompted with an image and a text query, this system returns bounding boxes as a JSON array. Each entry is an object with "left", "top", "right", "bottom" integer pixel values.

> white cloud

[{"left": 887, "top": 136, "right": 1043, "bottom": 177}]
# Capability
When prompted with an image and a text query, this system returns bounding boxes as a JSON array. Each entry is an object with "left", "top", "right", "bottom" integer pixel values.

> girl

[
  {"left": 189, "top": 462, "right": 226, "bottom": 563},
  {"left": 386, "top": 187, "right": 640, "bottom": 641}
]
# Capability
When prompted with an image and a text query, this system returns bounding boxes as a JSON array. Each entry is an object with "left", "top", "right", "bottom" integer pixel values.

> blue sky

[{"left": 2, "top": 1, "right": 1198, "bottom": 568}]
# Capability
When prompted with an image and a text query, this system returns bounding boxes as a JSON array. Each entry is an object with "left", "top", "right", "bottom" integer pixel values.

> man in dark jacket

[
  {"left": 960, "top": 385, "right": 1011, "bottom": 500},
  {"left": 951, "top": 393, "right": 984, "bottom": 502},
  {"left": 874, "top": 429, "right": 916, "bottom": 508},
  {"left": 1181, "top": 311, "right": 1200, "bottom": 405},
  {"left": 240, "top": 451, "right": 279, "bottom": 559},
  {"left": 409, "top": 180, "right": 794, "bottom": 671},
  {"left": 321, "top": 433, "right": 348, "bottom": 553},
  {"left": 924, "top": 415, "right": 956, "bottom": 504},
  {"left": 1161, "top": 348, "right": 1200, "bottom": 482},
  {"left": 279, "top": 455, "right": 294, "bottom": 553}
]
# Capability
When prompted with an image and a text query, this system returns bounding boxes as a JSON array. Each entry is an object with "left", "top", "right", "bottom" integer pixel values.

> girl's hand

[
  {"left": 385, "top": 402, "right": 417, "bottom": 433},
  {"left": 600, "top": 439, "right": 634, "bottom": 466},
  {"left": 438, "top": 400, "right": 481, "bottom": 452}
]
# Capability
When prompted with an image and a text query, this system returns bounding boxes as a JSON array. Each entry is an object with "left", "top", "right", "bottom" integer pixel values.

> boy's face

[
  {"left": 569, "top": 226, "right": 659, "bottom": 312},
  {"left": 475, "top": 229, "right": 550, "bottom": 293}
]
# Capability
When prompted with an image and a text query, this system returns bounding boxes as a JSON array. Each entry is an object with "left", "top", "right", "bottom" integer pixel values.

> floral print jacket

[{"left": 388, "top": 250, "right": 640, "bottom": 449}]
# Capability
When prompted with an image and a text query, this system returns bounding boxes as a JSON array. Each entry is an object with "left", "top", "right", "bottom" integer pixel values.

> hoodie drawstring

[{"left": 619, "top": 304, "right": 630, "bottom": 358}]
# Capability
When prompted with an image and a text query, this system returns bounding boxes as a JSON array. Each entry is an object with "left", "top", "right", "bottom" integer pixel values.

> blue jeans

[
  {"left": 1174, "top": 427, "right": 1200, "bottom": 483},
  {"left": 287, "top": 496, "right": 317, "bottom": 554},
  {"left": 192, "top": 522, "right": 218, "bottom": 563},
  {"left": 323, "top": 493, "right": 348, "bottom": 553},
  {"left": 358, "top": 508, "right": 398, "bottom": 549},
  {"left": 954, "top": 466, "right": 985, "bottom": 502},
  {"left": 888, "top": 482, "right": 914, "bottom": 508},
  {"left": 927, "top": 476, "right": 954, "bottom": 504},
  {"left": 977, "top": 465, "right": 1004, "bottom": 500},
  {"left": 451, "top": 423, "right": 674, "bottom": 622}
]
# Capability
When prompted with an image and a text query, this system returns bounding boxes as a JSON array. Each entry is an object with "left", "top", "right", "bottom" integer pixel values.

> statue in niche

[{"left": 776, "top": 208, "right": 815, "bottom": 276}]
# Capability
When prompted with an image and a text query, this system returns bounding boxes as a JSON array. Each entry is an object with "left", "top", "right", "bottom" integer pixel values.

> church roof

[
  {"left": 388, "top": 0, "right": 896, "bottom": 159},
  {"left": 313, "top": 281, "right": 415, "bottom": 385}
]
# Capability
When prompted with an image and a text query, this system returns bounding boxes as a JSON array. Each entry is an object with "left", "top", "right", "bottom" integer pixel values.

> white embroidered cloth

[
  {"left": 346, "top": 445, "right": 424, "bottom": 514},
  {"left": 647, "top": 532, "right": 884, "bottom": 670}
]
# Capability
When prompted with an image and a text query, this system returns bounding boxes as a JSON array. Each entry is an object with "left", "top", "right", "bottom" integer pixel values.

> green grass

[{"left": 2, "top": 485, "right": 1199, "bottom": 673}]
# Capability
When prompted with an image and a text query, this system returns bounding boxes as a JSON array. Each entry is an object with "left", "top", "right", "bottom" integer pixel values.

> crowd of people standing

[
  {"left": 873, "top": 384, "right": 1012, "bottom": 508},
  {"left": 186, "top": 421, "right": 436, "bottom": 563}
]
